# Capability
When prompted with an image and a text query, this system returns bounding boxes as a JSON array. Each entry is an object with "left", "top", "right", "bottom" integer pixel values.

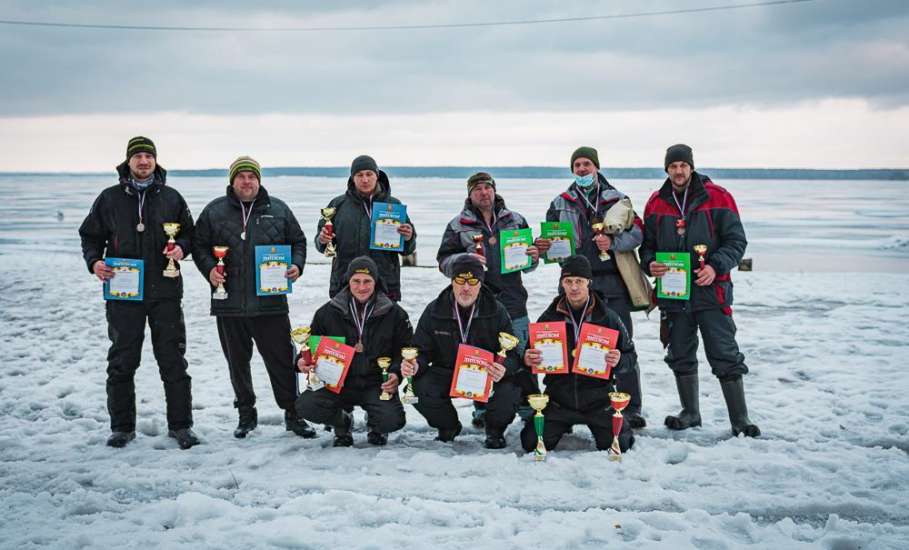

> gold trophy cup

[
  {"left": 693, "top": 244, "right": 708, "bottom": 270},
  {"left": 608, "top": 391, "right": 631, "bottom": 461},
  {"left": 320, "top": 207, "right": 337, "bottom": 257},
  {"left": 290, "top": 326, "right": 323, "bottom": 391},
  {"left": 496, "top": 332, "right": 520, "bottom": 365},
  {"left": 400, "top": 347, "right": 419, "bottom": 404},
  {"left": 377, "top": 357, "right": 392, "bottom": 400},
  {"left": 162, "top": 223, "right": 181, "bottom": 277},
  {"left": 528, "top": 393, "right": 550, "bottom": 462},
  {"left": 212, "top": 246, "right": 229, "bottom": 300},
  {"left": 591, "top": 219, "right": 610, "bottom": 262}
]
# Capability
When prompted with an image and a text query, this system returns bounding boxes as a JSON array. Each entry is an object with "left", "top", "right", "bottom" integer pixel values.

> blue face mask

[{"left": 574, "top": 174, "right": 595, "bottom": 188}]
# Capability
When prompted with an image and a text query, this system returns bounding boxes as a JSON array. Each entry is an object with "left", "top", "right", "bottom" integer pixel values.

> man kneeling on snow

[
  {"left": 520, "top": 255, "right": 635, "bottom": 453},
  {"left": 402, "top": 255, "right": 521, "bottom": 448},
  {"left": 295, "top": 257, "right": 411, "bottom": 446}
]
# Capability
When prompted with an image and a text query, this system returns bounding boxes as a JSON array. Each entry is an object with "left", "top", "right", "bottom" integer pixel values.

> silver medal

[
  {"left": 136, "top": 223, "right": 145, "bottom": 232},
  {"left": 241, "top": 231, "right": 246, "bottom": 240}
]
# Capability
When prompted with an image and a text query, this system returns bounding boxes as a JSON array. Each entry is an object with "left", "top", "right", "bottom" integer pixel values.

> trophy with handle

[
  {"left": 212, "top": 246, "right": 229, "bottom": 300},
  {"left": 693, "top": 244, "right": 708, "bottom": 270},
  {"left": 608, "top": 391, "right": 631, "bottom": 461},
  {"left": 527, "top": 393, "right": 550, "bottom": 462},
  {"left": 400, "top": 347, "right": 419, "bottom": 404},
  {"left": 321, "top": 207, "right": 337, "bottom": 257},
  {"left": 591, "top": 218, "right": 610, "bottom": 262},
  {"left": 290, "top": 326, "right": 323, "bottom": 391},
  {"left": 377, "top": 357, "right": 392, "bottom": 400},
  {"left": 162, "top": 223, "right": 181, "bottom": 277}
]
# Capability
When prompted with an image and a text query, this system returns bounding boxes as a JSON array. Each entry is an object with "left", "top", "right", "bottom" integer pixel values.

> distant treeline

[{"left": 6, "top": 167, "right": 909, "bottom": 180}]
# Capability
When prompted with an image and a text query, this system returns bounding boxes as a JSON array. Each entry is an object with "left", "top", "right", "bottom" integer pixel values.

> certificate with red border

[
  {"left": 528, "top": 321, "right": 569, "bottom": 375},
  {"left": 571, "top": 323, "right": 619, "bottom": 380},
  {"left": 313, "top": 338, "right": 355, "bottom": 394},
  {"left": 449, "top": 344, "right": 494, "bottom": 403}
]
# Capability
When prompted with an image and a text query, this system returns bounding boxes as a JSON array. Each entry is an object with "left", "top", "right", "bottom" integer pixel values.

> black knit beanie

[
  {"left": 560, "top": 255, "right": 593, "bottom": 280},
  {"left": 350, "top": 155, "right": 379, "bottom": 176},
  {"left": 664, "top": 144, "right": 694, "bottom": 171},
  {"left": 126, "top": 136, "right": 156, "bottom": 160},
  {"left": 450, "top": 255, "right": 485, "bottom": 283},
  {"left": 570, "top": 146, "right": 599, "bottom": 170},
  {"left": 345, "top": 255, "right": 380, "bottom": 284}
]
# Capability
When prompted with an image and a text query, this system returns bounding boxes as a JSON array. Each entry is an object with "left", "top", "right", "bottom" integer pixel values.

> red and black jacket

[{"left": 639, "top": 172, "right": 746, "bottom": 313}]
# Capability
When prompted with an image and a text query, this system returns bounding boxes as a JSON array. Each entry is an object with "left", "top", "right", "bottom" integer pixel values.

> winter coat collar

[
  {"left": 224, "top": 184, "right": 272, "bottom": 209},
  {"left": 657, "top": 171, "right": 710, "bottom": 211},
  {"left": 548, "top": 289, "right": 608, "bottom": 320},
  {"left": 458, "top": 195, "right": 513, "bottom": 226}
]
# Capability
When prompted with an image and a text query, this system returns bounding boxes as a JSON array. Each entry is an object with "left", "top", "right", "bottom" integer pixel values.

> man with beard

[
  {"left": 402, "top": 255, "right": 521, "bottom": 449},
  {"left": 295, "top": 256, "right": 411, "bottom": 446},
  {"left": 640, "top": 144, "right": 759, "bottom": 437},
  {"left": 79, "top": 136, "right": 198, "bottom": 449},
  {"left": 193, "top": 156, "right": 316, "bottom": 440},
  {"left": 437, "top": 171, "right": 540, "bottom": 428}
]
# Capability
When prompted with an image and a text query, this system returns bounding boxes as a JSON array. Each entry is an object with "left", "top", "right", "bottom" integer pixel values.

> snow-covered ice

[{"left": 1, "top": 175, "right": 907, "bottom": 549}]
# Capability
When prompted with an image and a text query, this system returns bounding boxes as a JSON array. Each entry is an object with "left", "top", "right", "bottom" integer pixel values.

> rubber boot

[
  {"left": 720, "top": 375, "right": 761, "bottom": 437},
  {"left": 664, "top": 373, "right": 702, "bottom": 430}
]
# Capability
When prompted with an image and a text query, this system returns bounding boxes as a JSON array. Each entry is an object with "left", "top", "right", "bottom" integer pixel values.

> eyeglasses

[{"left": 453, "top": 276, "right": 481, "bottom": 287}]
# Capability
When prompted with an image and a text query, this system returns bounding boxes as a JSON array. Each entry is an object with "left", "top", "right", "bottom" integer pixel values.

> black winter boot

[
  {"left": 720, "top": 375, "right": 761, "bottom": 437},
  {"left": 367, "top": 431, "right": 388, "bottom": 446},
  {"left": 106, "top": 431, "right": 135, "bottom": 448},
  {"left": 333, "top": 410, "right": 354, "bottom": 447},
  {"left": 484, "top": 428, "right": 506, "bottom": 449},
  {"left": 436, "top": 422, "right": 462, "bottom": 443},
  {"left": 234, "top": 407, "right": 258, "bottom": 439},
  {"left": 665, "top": 373, "right": 702, "bottom": 430},
  {"left": 168, "top": 428, "right": 200, "bottom": 450},
  {"left": 285, "top": 411, "right": 317, "bottom": 438}
]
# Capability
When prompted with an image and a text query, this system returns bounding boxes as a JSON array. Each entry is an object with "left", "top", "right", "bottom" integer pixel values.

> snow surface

[{"left": 1, "top": 175, "right": 908, "bottom": 549}]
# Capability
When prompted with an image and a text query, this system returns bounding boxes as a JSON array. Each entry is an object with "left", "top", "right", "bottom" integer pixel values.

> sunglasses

[{"left": 453, "top": 276, "right": 481, "bottom": 287}]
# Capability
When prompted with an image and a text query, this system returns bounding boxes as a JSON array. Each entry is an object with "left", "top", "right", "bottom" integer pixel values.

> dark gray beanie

[
  {"left": 345, "top": 255, "right": 380, "bottom": 284},
  {"left": 450, "top": 255, "right": 485, "bottom": 283},
  {"left": 560, "top": 255, "right": 593, "bottom": 280},
  {"left": 664, "top": 144, "right": 694, "bottom": 171},
  {"left": 350, "top": 155, "right": 379, "bottom": 176}
]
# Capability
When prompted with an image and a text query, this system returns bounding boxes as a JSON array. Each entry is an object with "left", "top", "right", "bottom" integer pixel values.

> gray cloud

[{"left": 1, "top": 0, "right": 907, "bottom": 116}]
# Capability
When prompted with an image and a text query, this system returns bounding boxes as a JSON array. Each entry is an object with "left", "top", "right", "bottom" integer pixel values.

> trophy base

[
  {"left": 534, "top": 441, "right": 547, "bottom": 462},
  {"left": 213, "top": 291, "right": 228, "bottom": 300},
  {"left": 379, "top": 393, "right": 392, "bottom": 401},
  {"left": 599, "top": 254, "right": 611, "bottom": 262},
  {"left": 324, "top": 244, "right": 337, "bottom": 258},
  {"left": 163, "top": 269, "right": 180, "bottom": 278}
]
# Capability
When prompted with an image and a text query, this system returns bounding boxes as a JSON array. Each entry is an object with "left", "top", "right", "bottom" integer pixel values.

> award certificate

[
  {"left": 528, "top": 321, "right": 569, "bottom": 374},
  {"left": 500, "top": 228, "right": 533, "bottom": 274},
  {"left": 103, "top": 258, "right": 144, "bottom": 301},
  {"left": 255, "top": 245, "right": 292, "bottom": 296},
  {"left": 655, "top": 252, "right": 691, "bottom": 300},
  {"left": 369, "top": 202, "right": 407, "bottom": 252},
  {"left": 540, "top": 222, "right": 575, "bottom": 263},
  {"left": 571, "top": 323, "right": 620, "bottom": 380},
  {"left": 449, "top": 344, "right": 494, "bottom": 402}
]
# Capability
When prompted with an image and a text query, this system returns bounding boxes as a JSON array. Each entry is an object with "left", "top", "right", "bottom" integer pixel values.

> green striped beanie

[
  {"left": 229, "top": 156, "right": 261, "bottom": 183},
  {"left": 126, "top": 136, "right": 156, "bottom": 159}
]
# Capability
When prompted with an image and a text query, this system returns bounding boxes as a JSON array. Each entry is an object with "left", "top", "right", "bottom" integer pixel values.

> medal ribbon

[
  {"left": 453, "top": 300, "right": 476, "bottom": 344},
  {"left": 672, "top": 186, "right": 689, "bottom": 218},
  {"left": 240, "top": 199, "right": 256, "bottom": 237},
  {"left": 349, "top": 298, "right": 375, "bottom": 346},
  {"left": 566, "top": 296, "right": 591, "bottom": 344},
  {"left": 136, "top": 189, "right": 147, "bottom": 229}
]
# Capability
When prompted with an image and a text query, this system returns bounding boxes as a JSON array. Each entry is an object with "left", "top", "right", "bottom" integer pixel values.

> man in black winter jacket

[
  {"left": 193, "top": 156, "right": 316, "bottom": 440},
  {"left": 436, "top": 171, "right": 540, "bottom": 429},
  {"left": 316, "top": 155, "right": 416, "bottom": 302},
  {"left": 402, "top": 255, "right": 521, "bottom": 449},
  {"left": 640, "top": 144, "right": 759, "bottom": 438},
  {"left": 295, "top": 256, "right": 411, "bottom": 447},
  {"left": 79, "top": 136, "right": 198, "bottom": 449},
  {"left": 520, "top": 256, "right": 635, "bottom": 453}
]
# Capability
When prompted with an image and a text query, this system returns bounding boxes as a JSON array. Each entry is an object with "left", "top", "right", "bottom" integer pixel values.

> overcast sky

[{"left": 1, "top": 0, "right": 907, "bottom": 170}]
